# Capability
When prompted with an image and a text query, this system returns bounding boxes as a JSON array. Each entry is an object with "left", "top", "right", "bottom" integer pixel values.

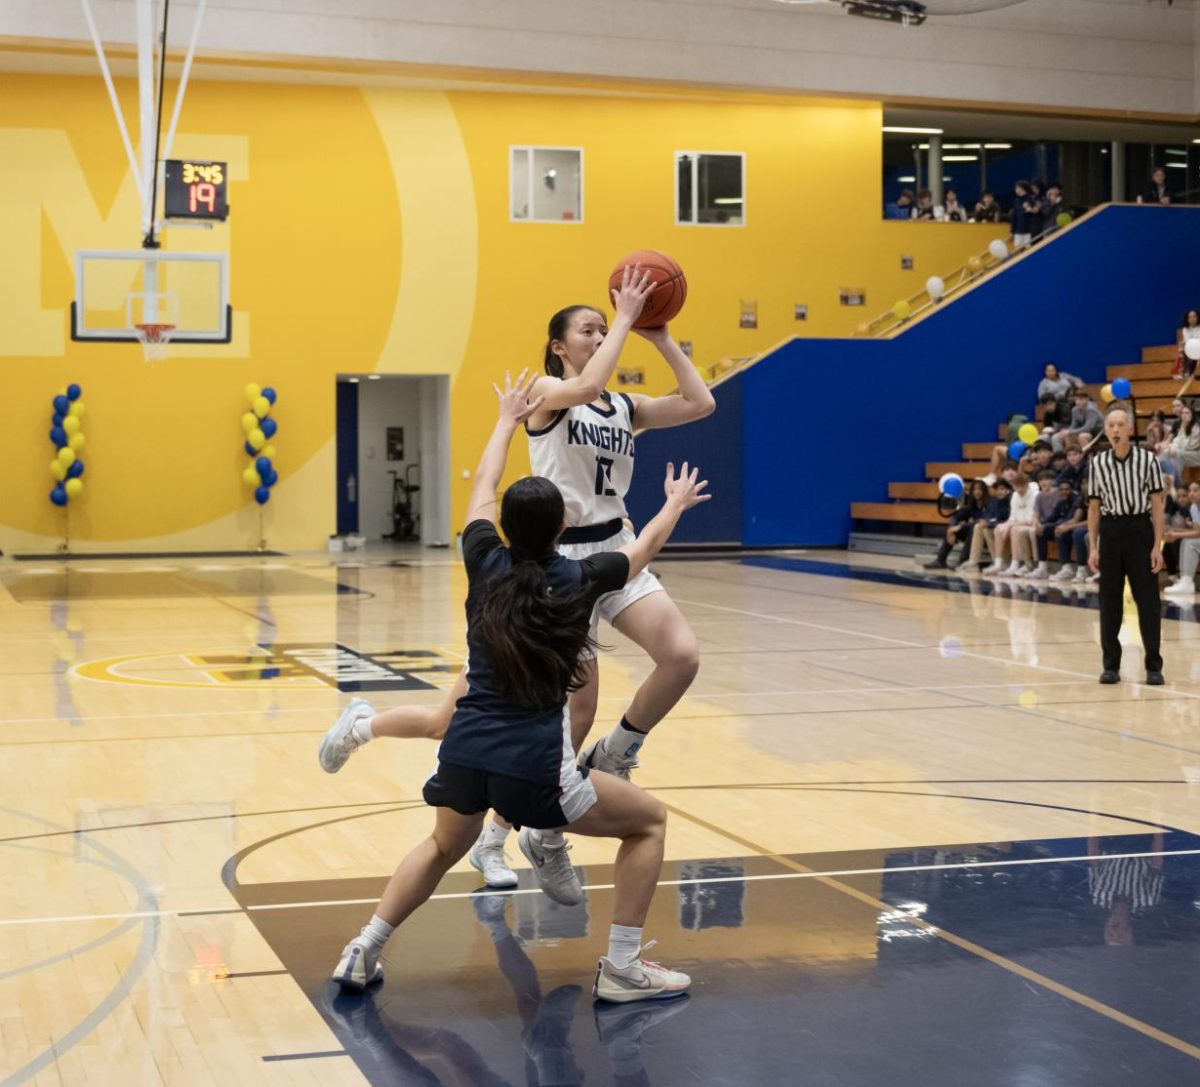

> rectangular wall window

[
  {"left": 510, "top": 147, "right": 583, "bottom": 223},
  {"left": 676, "top": 152, "right": 745, "bottom": 226}
]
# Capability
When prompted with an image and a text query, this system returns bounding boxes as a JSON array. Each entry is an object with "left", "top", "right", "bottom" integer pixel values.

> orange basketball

[{"left": 608, "top": 249, "right": 687, "bottom": 329}]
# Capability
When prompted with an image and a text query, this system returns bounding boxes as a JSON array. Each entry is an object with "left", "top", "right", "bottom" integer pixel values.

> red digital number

[{"left": 189, "top": 182, "right": 217, "bottom": 214}]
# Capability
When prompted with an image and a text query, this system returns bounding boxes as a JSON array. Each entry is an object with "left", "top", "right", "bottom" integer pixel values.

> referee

[{"left": 1087, "top": 402, "right": 1165, "bottom": 685}]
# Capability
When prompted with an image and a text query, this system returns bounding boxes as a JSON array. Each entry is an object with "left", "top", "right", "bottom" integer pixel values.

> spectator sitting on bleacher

[
  {"left": 1164, "top": 480, "right": 1200, "bottom": 597},
  {"left": 1174, "top": 309, "right": 1200, "bottom": 380},
  {"left": 1026, "top": 472, "right": 1078, "bottom": 580},
  {"left": 1038, "top": 363, "right": 1079, "bottom": 403},
  {"left": 1063, "top": 478, "right": 1095, "bottom": 584},
  {"left": 1047, "top": 479, "right": 1087, "bottom": 581},
  {"left": 1040, "top": 393, "right": 1071, "bottom": 436},
  {"left": 966, "top": 479, "right": 1013, "bottom": 570},
  {"left": 1050, "top": 449, "right": 1068, "bottom": 475},
  {"left": 912, "top": 189, "right": 939, "bottom": 221},
  {"left": 1055, "top": 445, "right": 1088, "bottom": 492},
  {"left": 985, "top": 473, "right": 1036, "bottom": 577},
  {"left": 924, "top": 478, "right": 989, "bottom": 569},
  {"left": 1030, "top": 441, "right": 1054, "bottom": 473},
  {"left": 885, "top": 189, "right": 915, "bottom": 221},
  {"left": 1053, "top": 386, "right": 1104, "bottom": 451},
  {"left": 1142, "top": 166, "right": 1173, "bottom": 206},
  {"left": 1159, "top": 400, "right": 1200, "bottom": 484}
]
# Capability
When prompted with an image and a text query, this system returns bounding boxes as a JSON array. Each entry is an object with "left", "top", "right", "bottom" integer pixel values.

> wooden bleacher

[{"left": 851, "top": 345, "right": 1194, "bottom": 532}]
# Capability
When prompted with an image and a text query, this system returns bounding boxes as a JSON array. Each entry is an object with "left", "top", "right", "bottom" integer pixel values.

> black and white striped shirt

[{"left": 1089, "top": 445, "right": 1163, "bottom": 516}]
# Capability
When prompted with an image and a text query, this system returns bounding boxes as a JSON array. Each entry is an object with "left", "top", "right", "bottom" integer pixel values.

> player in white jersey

[{"left": 318, "top": 266, "right": 715, "bottom": 895}]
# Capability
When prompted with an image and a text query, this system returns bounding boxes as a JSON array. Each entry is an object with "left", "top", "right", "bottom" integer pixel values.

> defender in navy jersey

[{"left": 331, "top": 372, "right": 710, "bottom": 1005}]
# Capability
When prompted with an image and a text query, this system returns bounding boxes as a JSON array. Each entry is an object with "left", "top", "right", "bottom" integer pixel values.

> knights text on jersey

[{"left": 526, "top": 391, "right": 636, "bottom": 527}]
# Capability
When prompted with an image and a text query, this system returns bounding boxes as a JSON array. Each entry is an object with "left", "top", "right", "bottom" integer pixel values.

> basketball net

[{"left": 134, "top": 322, "right": 176, "bottom": 364}]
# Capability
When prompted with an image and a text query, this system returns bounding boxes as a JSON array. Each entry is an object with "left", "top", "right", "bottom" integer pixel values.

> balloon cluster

[
  {"left": 240, "top": 383, "right": 279, "bottom": 506},
  {"left": 1008, "top": 422, "right": 1040, "bottom": 463},
  {"left": 1100, "top": 377, "right": 1132, "bottom": 404},
  {"left": 48, "top": 384, "right": 86, "bottom": 507}
]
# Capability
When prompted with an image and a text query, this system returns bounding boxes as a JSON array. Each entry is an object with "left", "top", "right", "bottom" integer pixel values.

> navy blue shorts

[{"left": 423, "top": 760, "right": 593, "bottom": 830}]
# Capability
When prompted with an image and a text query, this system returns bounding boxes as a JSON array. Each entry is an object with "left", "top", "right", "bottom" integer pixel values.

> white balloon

[
  {"left": 988, "top": 239, "right": 1009, "bottom": 261},
  {"left": 925, "top": 276, "right": 946, "bottom": 300},
  {"left": 1186, "top": 338, "right": 1200, "bottom": 361}
]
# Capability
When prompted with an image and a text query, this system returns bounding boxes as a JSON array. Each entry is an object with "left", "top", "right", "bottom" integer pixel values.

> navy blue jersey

[{"left": 437, "top": 520, "right": 630, "bottom": 783}]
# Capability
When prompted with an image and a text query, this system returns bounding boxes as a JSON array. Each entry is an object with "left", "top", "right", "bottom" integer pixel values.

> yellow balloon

[
  {"left": 241, "top": 412, "right": 258, "bottom": 433},
  {"left": 253, "top": 396, "right": 271, "bottom": 419},
  {"left": 50, "top": 460, "right": 66, "bottom": 481},
  {"left": 263, "top": 444, "right": 277, "bottom": 459},
  {"left": 63, "top": 415, "right": 80, "bottom": 435},
  {"left": 967, "top": 256, "right": 983, "bottom": 272},
  {"left": 1101, "top": 383, "right": 1115, "bottom": 403},
  {"left": 64, "top": 478, "right": 83, "bottom": 498},
  {"left": 58, "top": 446, "right": 76, "bottom": 467},
  {"left": 242, "top": 466, "right": 261, "bottom": 487},
  {"left": 893, "top": 300, "right": 912, "bottom": 320},
  {"left": 249, "top": 429, "right": 266, "bottom": 450},
  {"left": 855, "top": 322, "right": 870, "bottom": 336},
  {"left": 1018, "top": 423, "right": 1039, "bottom": 444},
  {"left": 68, "top": 432, "right": 85, "bottom": 451},
  {"left": 244, "top": 383, "right": 262, "bottom": 403},
  {"left": 67, "top": 400, "right": 85, "bottom": 418}
]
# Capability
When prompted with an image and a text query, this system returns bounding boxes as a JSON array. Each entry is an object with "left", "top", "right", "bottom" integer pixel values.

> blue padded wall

[{"left": 628, "top": 205, "right": 1200, "bottom": 547}]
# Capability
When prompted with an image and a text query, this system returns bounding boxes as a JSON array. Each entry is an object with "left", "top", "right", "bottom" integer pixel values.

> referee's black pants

[{"left": 1099, "top": 515, "right": 1162, "bottom": 673}]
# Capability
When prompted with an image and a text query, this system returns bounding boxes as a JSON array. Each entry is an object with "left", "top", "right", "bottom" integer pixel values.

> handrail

[{"left": 856, "top": 204, "right": 1108, "bottom": 339}]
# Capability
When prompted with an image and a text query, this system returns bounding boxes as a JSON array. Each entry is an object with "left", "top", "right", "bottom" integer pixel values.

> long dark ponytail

[
  {"left": 475, "top": 476, "right": 596, "bottom": 709},
  {"left": 543, "top": 305, "right": 602, "bottom": 378}
]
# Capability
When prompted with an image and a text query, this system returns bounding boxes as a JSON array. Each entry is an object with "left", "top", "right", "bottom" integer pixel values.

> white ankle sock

[
  {"left": 535, "top": 828, "right": 565, "bottom": 849},
  {"left": 607, "top": 923, "right": 643, "bottom": 967},
  {"left": 604, "top": 719, "right": 646, "bottom": 761},
  {"left": 360, "top": 913, "right": 394, "bottom": 951},
  {"left": 351, "top": 714, "right": 375, "bottom": 744},
  {"left": 480, "top": 821, "right": 510, "bottom": 848}
]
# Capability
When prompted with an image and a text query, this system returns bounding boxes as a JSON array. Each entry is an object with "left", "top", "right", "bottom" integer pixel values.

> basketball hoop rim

[{"left": 134, "top": 322, "right": 177, "bottom": 344}]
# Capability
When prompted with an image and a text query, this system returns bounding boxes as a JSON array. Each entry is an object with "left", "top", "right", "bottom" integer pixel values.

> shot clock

[{"left": 164, "top": 159, "right": 229, "bottom": 221}]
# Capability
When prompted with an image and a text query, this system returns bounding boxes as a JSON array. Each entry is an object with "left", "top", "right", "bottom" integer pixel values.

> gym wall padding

[{"left": 627, "top": 205, "right": 1200, "bottom": 547}]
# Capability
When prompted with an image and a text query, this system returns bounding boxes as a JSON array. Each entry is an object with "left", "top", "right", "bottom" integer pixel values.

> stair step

[
  {"left": 1107, "top": 361, "right": 1174, "bottom": 380},
  {"left": 890, "top": 481, "right": 939, "bottom": 500},
  {"left": 963, "top": 441, "right": 1001, "bottom": 459},
  {"left": 852, "top": 501, "right": 945, "bottom": 524},
  {"left": 1142, "top": 345, "right": 1178, "bottom": 363},
  {"left": 848, "top": 532, "right": 936, "bottom": 557},
  {"left": 1126, "top": 378, "right": 1189, "bottom": 398},
  {"left": 926, "top": 461, "right": 988, "bottom": 479}
]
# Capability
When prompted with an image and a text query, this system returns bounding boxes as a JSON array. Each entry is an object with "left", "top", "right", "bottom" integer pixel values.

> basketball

[{"left": 608, "top": 249, "right": 687, "bottom": 329}]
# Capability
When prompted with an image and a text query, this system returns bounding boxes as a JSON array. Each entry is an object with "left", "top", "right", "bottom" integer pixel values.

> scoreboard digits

[{"left": 164, "top": 159, "right": 229, "bottom": 221}]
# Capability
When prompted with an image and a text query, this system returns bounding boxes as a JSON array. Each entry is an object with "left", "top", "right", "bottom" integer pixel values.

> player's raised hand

[
  {"left": 611, "top": 264, "right": 655, "bottom": 324},
  {"left": 663, "top": 461, "right": 711, "bottom": 512},
  {"left": 493, "top": 369, "right": 544, "bottom": 426}
]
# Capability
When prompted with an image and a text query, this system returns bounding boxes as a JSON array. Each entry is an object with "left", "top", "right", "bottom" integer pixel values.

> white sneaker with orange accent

[{"left": 593, "top": 943, "right": 691, "bottom": 1004}]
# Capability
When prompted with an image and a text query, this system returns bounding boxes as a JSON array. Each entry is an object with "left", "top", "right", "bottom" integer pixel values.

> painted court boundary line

[{"left": 3, "top": 847, "right": 1196, "bottom": 929}]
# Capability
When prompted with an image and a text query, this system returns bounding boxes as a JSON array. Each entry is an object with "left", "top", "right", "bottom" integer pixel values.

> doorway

[{"left": 334, "top": 374, "right": 450, "bottom": 546}]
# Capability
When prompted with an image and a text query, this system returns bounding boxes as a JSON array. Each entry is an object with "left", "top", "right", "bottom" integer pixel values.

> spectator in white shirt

[{"left": 984, "top": 473, "right": 1037, "bottom": 576}]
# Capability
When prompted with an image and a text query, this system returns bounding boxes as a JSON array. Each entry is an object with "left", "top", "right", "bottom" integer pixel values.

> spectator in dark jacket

[
  {"left": 1025, "top": 180, "right": 1046, "bottom": 238},
  {"left": 1043, "top": 184, "right": 1066, "bottom": 231},
  {"left": 1055, "top": 446, "right": 1088, "bottom": 493},
  {"left": 924, "top": 479, "right": 989, "bottom": 569},
  {"left": 1142, "top": 166, "right": 1173, "bottom": 205},
  {"left": 973, "top": 191, "right": 1002, "bottom": 223},
  {"left": 1011, "top": 180, "right": 1033, "bottom": 248},
  {"left": 966, "top": 480, "right": 1013, "bottom": 569}
]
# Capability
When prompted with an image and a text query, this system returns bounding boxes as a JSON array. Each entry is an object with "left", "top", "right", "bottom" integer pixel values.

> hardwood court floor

[{"left": 3, "top": 549, "right": 1200, "bottom": 1086}]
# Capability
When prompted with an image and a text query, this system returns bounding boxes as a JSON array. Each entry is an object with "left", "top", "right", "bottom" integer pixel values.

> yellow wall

[{"left": 0, "top": 73, "right": 1005, "bottom": 553}]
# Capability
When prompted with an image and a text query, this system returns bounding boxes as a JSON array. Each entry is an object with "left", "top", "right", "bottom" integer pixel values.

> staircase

[{"left": 850, "top": 344, "right": 1185, "bottom": 541}]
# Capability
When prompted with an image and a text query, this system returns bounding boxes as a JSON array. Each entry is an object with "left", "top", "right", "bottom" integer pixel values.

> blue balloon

[
  {"left": 1111, "top": 377, "right": 1131, "bottom": 400},
  {"left": 66, "top": 384, "right": 82, "bottom": 401},
  {"left": 50, "top": 485, "right": 67, "bottom": 507},
  {"left": 262, "top": 387, "right": 277, "bottom": 405},
  {"left": 254, "top": 486, "right": 271, "bottom": 505},
  {"left": 67, "top": 460, "right": 84, "bottom": 479},
  {"left": 53, "top": 395, "right": 69, "bottom": 415},
  {"left": 942, "top": 476, "right": 964, "bottom": 498},
  {"left": 260, "top": 417, "right": 278, "bottom": 439},
  {"left": 255, "top": 456, "right": 272, "bottom": 477},
  {"left": 244, "top": 440, "right": 257, "bottom": 457},
  {"left": 52, "top": 413, "right": 64, "bottom": 428},
  {"left": 268, "top": 469, "right": 279, "bottom": 487},
  {"left": 50, "top": 427, "right": 67, "bottom": 447},
  {"left": 1008, "top": 440, "right": 1027, "bottom": 462}
]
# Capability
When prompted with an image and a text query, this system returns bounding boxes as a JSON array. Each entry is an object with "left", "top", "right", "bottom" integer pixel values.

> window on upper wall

[
  {"left": 510, "top": 147, "right": 583, "bottom": 223},
  {"left": 676, "top": 152, "right": 745, "bottom": 226}
]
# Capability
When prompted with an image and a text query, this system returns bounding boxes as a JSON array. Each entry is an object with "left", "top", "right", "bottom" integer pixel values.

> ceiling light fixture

[{"left": 883, "top": 126, "right": 944, "bottom": 134}]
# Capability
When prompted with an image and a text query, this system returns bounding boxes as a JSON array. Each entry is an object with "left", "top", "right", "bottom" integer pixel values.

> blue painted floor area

[
  {"left": 240, "top": 832, "right": 1200, "bottom": 1085},
  {"left": 736, "top": 555, "right": 1200, "bottom": 624}
]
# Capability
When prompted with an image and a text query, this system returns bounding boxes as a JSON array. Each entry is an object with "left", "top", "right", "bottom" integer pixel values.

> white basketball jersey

[{"left": 527, "top": 392, "right": 636, "bottom": 527}]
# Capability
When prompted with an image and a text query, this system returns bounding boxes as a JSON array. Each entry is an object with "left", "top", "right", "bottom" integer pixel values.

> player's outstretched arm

[
  {"left": 625, "top": 325, "right": 716, "bottom": 432},
  {"left": 531, "top": 265, "right": 655, "bottom": 410},
  {"left": 618, "top": 461, "right": 710, "bottom": 578},
  {"left": 465, "top": 371, "right": 544, "bottom": 526}
]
